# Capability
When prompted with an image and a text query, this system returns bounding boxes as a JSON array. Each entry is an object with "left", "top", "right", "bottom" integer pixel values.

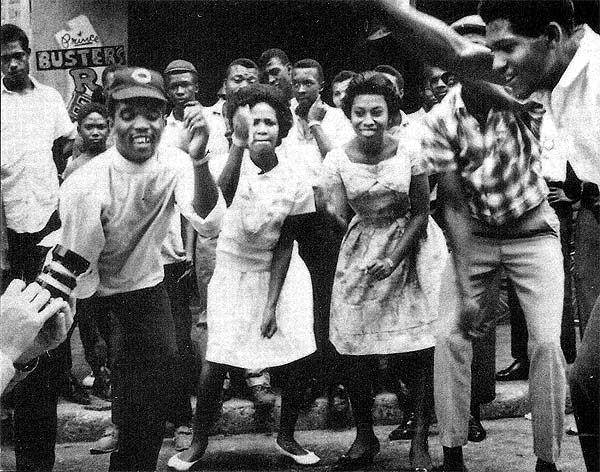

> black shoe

[
  {"left": 62, "top": 374, "right": 91, "bottom": 405},
  {"left": 468, "top": 416, "right": 486, "bottom": 442},
  {"left": 92, "top": 367, "right": 112, "bottom": 401},
  {"left": 389, "top": 411, "right": 416, "bottom": 440},
  {"left": 332, "top": 438, "right": 380, "bottom": 471},
  {"left": 495, "top": 359, "right": 529, "bottom": 381}
]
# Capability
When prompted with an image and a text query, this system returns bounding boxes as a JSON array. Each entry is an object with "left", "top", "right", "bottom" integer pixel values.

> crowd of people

[{"left": 1, "top": 1, "right": 598, "bottom": 472}]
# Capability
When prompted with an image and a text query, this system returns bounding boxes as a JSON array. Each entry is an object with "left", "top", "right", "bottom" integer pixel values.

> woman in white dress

[
  {"left": 168, "top": 84, "right": 319, "bottom": 471},
  {"left": 322, "top": 72, "right": 447, "bottom": 472}
]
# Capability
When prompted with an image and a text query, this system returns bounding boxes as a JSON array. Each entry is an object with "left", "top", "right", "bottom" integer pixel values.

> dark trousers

[
  {"left": 163, "top": 261, "right": 194, "bottom": 427},
  {"left": 77, "top": 296, "right": 117, "bottom": 376},
  {"left": 295, "top": 212, "right": 344, "bottom": 391},
  {"left": 507, "top": 202, "right": 577, "bottom": 363},
  {"left": 104, "top": 284, "right": 178, "bottom": 472},
  {"left": 4, "top": 212, "right": 66, "bottom": 472},
  {"left": 570, "top": 295, "right": 599, "bottom": 472}
]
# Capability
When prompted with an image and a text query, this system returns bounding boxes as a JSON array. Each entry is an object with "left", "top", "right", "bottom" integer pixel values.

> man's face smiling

[
  {"left": 112, "top": 98, "right": 165, "bottom": 163},
  {"left": 486, "top": 19, "right": 550, "bottom": 98}
]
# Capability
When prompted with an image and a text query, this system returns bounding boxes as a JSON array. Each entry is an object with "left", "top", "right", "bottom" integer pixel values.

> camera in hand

[{"left": 36, "top": 245, "right": 89, "bottom": 302}]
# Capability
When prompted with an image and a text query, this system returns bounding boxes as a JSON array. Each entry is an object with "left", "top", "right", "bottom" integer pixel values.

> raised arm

[
  {"left": 218, "top": 105, "right": 252, "bottom": 206},
  {"left": 375, "top": 0, "right": 496, "bottom": 81}
]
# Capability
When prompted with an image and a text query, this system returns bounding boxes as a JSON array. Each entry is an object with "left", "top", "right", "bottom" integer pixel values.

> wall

[{"left": 29, "top": 0, "right": 128, "bottom": 104}]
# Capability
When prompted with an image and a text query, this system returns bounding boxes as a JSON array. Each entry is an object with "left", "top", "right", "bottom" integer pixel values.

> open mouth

[{"left": 131, "top": 136, "right": 152, "bottom": 145}]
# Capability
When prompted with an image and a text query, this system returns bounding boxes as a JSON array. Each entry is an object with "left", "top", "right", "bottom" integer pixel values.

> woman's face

[
  {"left": 350, "top": 94, "right": 389, "bottom": 141},
  {"left": 248, "top": 102, "right": 279, "bottom": 163}
]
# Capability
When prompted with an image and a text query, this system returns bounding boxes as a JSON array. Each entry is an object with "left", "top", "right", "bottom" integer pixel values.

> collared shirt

[
  {"left": 423, "top": 84, "right": 546, "bottom": 225},
  {"left": 59, "top": 145, "right": 225, "bottom": 297},
  {"left": 281, "top": 100, "right": 354, "bottom": 186},
  {"left": 1, "top": 77, "right": 76, "bottom": 233},
  {"left": 538, "top": 24, "right": 600, "bottom": 187},
  {"left": 204, "top": 99, "right": 230, "bottom": 179}
]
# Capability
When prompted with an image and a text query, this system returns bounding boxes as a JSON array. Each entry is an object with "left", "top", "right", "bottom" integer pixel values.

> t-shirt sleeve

[
  {"left": 173, "top": 151, "right": 225, "bottom": 238},
  {"left": 51, "top": 90, "right": 77, "bottom": 140},
  {"left": 58, "top": 173, "right": 105, "bottom": 298},
  {"left": 421, "top": 113, "right": 458, "bottom": 174}
]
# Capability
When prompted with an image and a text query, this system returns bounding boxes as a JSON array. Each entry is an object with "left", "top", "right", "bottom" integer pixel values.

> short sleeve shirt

[
  {"left": 1, "top": 77, "right": 76, "bottom": 232},
  {"left": 422, "top": 84, "right": 547, "bottom": 225}
]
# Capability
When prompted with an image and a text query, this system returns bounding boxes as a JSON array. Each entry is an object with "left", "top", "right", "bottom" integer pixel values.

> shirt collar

[{"left": 555, "top": 24, "right": 598, "bottom": 91}]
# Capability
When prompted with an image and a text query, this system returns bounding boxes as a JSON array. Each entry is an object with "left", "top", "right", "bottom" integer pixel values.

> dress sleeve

[
  {"left": 58, "top": 174, "right": 105, "bottom": 298},
  {"left": 420, "top": 113, "right": 458, "bottom": 174},
  {"left": 404, "top": 124, "right": 428, "bottom": 176},
  {"left": 173, "top": 151, "right": 225, "bottom": 238}
]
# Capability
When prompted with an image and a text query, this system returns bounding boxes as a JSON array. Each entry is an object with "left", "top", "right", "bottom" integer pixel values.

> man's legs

[
  {"left": 434, "top": 240, "right": 500, "bottom": 453},
  {"left": 163, "top": 262, "right": 194, "bottom": 434},
  {"left": 503, "top": 233, "right": 566, "bottom": 465},
  {"left": 569, "top": 296, "right": 599, "bottom": 472},
  {"left": 107, "top": 284, "right": 178, "bottom": 472}
]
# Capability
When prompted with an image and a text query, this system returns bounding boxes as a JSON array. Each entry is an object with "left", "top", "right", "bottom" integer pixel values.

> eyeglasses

[{"left": 1, "top": 51, "right": 27, "bottom": 64}]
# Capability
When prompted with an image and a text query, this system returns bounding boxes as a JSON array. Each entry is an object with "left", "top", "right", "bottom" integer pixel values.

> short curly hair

[
  {"left": 77, "top": 102, "right": 109, "bottom": 125},
  {"left": 226, "top": 84, "right": 293, "bottom": 146},
  {"left": 341, "top": 71, "right": 402, "bottom": 121}
]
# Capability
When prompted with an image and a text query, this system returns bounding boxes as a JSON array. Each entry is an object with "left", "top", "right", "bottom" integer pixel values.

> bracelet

[
  {"left": 308, "top": 120, "right": 322, "bottom": 128},
  {"left": 14, "top": 356, "right": 40, "bottom": 373}
]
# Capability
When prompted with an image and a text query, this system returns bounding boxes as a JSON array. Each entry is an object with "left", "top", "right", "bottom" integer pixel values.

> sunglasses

[{"left": 429, "top": 72, "right": 456, "bottom": 88}]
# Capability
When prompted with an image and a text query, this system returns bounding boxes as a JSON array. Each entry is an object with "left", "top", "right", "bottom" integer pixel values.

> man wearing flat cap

[{"left": 58, "top": 66, "right": 225, "bottom": 471}]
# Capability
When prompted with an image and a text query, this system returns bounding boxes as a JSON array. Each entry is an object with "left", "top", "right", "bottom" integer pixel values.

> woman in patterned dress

[
  {"left": 168, "top": 85, "right": 320, "bottom": 470},
  {"left": 322, "top": 72, "right": 447, "bottom": 472}
]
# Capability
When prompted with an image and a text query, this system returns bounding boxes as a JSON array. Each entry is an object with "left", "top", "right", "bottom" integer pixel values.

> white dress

[{"left": 206, "top": 154, "right": 317, "bottom": 370}]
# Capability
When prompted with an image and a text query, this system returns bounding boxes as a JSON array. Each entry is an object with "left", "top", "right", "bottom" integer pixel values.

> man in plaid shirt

[{"left": 420, "top": 25, "right": 565, "bottom": 472}]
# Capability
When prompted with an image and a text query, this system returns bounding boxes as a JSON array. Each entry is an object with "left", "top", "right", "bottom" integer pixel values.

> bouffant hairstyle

[
  {"left": 226, "top": 84, "right": 293, "bottom": 146},
  {"left": 341, "top": 71, "right": 402, "bottom": 121}
]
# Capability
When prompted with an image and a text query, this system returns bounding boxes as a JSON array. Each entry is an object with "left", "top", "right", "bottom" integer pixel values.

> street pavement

[{"left": 0, "top": 417, "right": 586, "bottom": 471}]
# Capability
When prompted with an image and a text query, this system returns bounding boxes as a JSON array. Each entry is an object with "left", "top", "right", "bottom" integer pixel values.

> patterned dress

[
  {"left": 323, "top": 143, "right": 448, "bottom": 356},
  {"left": 206, "top": 154, "right": 317, "bottom": 369}
]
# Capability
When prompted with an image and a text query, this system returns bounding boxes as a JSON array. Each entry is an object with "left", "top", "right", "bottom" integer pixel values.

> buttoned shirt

[
  {"left": 537, "top": 25, "right": 600, "bottom": 187},
  {"left": 422, "top": 84, "right": 547, "bottom": 225},
  {"left": 281, "top": 100, "right": 354, "bottom": 186},
  {"left": 1, "top": 77, "right": 76, "bottom": 233}
]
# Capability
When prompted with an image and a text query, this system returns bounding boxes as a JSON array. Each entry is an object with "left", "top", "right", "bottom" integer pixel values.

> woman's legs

[
  {"left": 395, "top": 347, "right": 435, "bottom": 470},
  {"left": 276, "top": 358, "right": 313, "bottom": 455},
  {"left": 341, "top": 355, "right": 380, "bottom": 458},
  {"left": 177, "top": 360, "right": 228, "bottom": 462}
]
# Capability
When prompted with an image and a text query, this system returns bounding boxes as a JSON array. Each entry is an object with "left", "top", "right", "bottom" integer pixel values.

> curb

[{"left": 51, "top": 380, "right": 572, "bottom": 443}]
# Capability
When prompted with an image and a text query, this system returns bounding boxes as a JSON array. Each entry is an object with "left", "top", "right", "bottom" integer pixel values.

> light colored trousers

[{"left": 434, "top": 202, "right": 566, "bottom": 463}]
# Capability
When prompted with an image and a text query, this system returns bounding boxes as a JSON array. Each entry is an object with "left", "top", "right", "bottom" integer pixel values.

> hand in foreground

[
  {"left": 0, "top": 280, "right": 72, "bottom": 363},
  {"left": 232, "top": 105, "right": 253, "bottom": 148},
  {"left": 180, "top": 102, "right": 210, "bottom": 160},
  {"left": 365, "top": 258, "right": 395, "bottom": 281},
  {"left": 457, "top": 296, "right": 486, "bottom": 340},
  {"left": 260, "top": 306, "right": 278, "bottom": 338},
  {"left": 307, "top": 98, "right": 327, "bottom": 124}
]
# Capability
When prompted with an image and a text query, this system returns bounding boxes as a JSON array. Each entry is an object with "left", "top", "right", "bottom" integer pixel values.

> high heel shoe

[
  {"left": 332, "top": 438, "right": 380, "bottom": 471},
  {"left": 167, "top": 451, "right": 201, "bottom": 471},
  {"left": 275, "top": 443, "right": 320, "bottom": 465}
]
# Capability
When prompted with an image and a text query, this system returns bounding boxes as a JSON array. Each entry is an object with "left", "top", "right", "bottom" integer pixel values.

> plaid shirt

[{"left": 422, "top": 84, "right": 547, "bottom": 225}]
